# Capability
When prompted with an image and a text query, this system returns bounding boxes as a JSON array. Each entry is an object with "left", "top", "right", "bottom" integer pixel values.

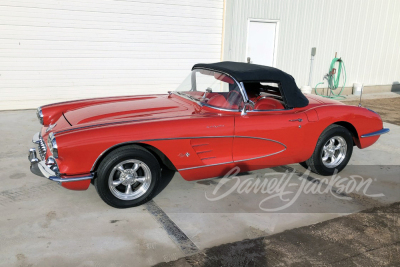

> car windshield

[{"left": 174, "top": 69, "right": 244, "bottom": 110}]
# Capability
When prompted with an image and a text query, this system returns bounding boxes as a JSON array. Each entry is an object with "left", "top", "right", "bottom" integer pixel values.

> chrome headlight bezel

[
  {"left": 47, "top": 132, "right": 58, "bottom": 158},
  {"left": 36, "top": 107, "right": 43, "bottom": 125}
]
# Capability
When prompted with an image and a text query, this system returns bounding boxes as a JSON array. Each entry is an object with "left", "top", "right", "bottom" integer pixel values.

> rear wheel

[
  {"left": 95, "top": 145, "right": 160, "bottom": 208},
  {"left": 306, "top": 124, "right": 353, "bottom": 176}
]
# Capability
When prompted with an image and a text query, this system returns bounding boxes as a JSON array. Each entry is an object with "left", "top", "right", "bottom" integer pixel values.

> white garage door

[{"left": 0, "top": 0, "right": 224, "bottom": 110}]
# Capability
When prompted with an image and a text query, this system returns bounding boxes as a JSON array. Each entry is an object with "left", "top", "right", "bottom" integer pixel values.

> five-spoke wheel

[
  {"left": 304, "top": 124, "right": 353, "bottom": 175},
  {"left": 95, "top": 145, "right": 160, "bottom": 208},
  {"left": 108, "top": 159, "right": 152, "bottom": 200},
  {"left": 321, "top": 136, "right": 347, "bottom": 168}
]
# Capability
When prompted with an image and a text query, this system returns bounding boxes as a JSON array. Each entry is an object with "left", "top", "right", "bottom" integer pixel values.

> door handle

[{"left": 289, "top": 118, "right": 302, "bottom": 122}]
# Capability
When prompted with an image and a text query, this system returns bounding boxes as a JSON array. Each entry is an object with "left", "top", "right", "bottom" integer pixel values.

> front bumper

[{"left": 29, "top": 132, "right": 93, "bottom": 184}]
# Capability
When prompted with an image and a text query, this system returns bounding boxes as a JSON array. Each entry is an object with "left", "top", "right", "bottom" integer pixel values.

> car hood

[{"left": 63, "top": 95, "right": 190, "bottom": 126}]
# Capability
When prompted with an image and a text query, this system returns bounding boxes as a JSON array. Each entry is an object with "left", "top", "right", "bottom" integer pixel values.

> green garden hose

[{"left": 315, "top": 57, "right": 346, "bottom": 99}]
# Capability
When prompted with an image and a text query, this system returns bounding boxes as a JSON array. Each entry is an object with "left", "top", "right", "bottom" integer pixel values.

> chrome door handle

[{"left": 289, "top": 118, "right": 302, "bottom": 122}]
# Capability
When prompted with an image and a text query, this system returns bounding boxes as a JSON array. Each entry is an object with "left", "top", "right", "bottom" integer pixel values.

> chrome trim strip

[
  {"left": 234, "top": 148, "right": 286, "bottom": 163},
  {"left": 200, "top": 156, "right": 216, "bottom": 160},
  {"left": 361, "top": 128, "right": 390, "bottom": 138},
  {"left": 49, "top": 176, "right": 94, "bottom": 183},
  {"left": 179, "top": 161, "right": 233, "bottom": 171},
  {"left": 196, "top": 150, "right": 212, "bottom": 154},
  {"left": 91, "top": 136, "right": 287, "bottom": 172},
  {"left": 248, "top": 108, "right": 294, "bottom": 112},
  {"left": 37, "top": 161, "right": 93, "bottom": 183},
  {"left": 235, "top": 136, "right": 287, "bottom": 149},
  {"left": 55, "top": 114, "right": 191, "bottom": 135}
]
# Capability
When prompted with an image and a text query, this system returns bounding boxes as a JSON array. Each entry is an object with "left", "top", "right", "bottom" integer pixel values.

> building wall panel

[
  {"left": 0, "top": 0, "right": 224, "bottom": 110},
  {"left": 223, "top": 0, "right": 400, "bottom": 89}
]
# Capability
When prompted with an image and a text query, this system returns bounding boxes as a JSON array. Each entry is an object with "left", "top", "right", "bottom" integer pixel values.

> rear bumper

[
  {"left": 361, "top": 128, "right": 390, "bottom": 138},
  {"left": 29, "top": 132, "right": 94, "bottom": 185}
]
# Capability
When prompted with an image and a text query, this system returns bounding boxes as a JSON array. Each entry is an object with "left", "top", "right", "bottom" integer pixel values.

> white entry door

[{"left": 246, "top": 20, "right": 278, "bottom": 66}]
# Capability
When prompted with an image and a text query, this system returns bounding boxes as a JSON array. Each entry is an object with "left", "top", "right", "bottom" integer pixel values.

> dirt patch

[
  {"left": 343, "top": 97, "right": 400, "bottom": 126},
  {"left": 154, "top": 202, "right": 400, "bottom": 267}
]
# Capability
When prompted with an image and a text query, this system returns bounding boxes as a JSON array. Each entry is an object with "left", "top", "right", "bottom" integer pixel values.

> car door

[{"left": 233, "top": 110, "right": 307, "bottom": 171}]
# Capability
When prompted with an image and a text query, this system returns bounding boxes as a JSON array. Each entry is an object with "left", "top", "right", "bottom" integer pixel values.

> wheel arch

[
  {"left": 91, "top": 142, "right": 177, "bottom": 175},
  {"left": 332, "top": 121, "right": 360, "bottom": 147}
]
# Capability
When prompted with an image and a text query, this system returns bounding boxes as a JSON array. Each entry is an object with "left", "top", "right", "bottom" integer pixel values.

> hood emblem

[{"left": 46, "top": 123, "right": 57, "bottom": 133}]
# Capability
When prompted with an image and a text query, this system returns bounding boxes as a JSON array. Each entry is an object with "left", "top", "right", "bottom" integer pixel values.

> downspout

[{"left": 220, "top": 0, "right": 227, "bottom": 61}]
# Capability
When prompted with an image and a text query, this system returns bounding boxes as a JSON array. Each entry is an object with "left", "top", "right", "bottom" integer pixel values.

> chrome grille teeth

[{"left": 37, "top": 136, "right": 47, "bottom": 160}]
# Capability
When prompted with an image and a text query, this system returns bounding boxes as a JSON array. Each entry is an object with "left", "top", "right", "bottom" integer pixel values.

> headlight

[
  {"left": 47, "top": 132, "right": 58, "bottom": 158},
  {"left": 36, "top": 107, "right": 43, "bottom": 125}
]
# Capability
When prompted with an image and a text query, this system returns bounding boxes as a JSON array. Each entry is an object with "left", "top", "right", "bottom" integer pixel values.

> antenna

[{"left": 358, "top": 84, "right": 364, "bottom": 107}]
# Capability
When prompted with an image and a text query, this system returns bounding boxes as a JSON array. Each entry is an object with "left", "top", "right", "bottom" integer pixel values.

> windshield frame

[{"left": 173, "top": 67, "right": 249, "bottom": 112}]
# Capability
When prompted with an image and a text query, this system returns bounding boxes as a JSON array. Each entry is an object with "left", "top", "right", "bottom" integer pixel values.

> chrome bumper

[
  {"left": 29, "top": 132, "right": 93, "bottom": 184},
  {"left": 361, "top": 128, "right": 390, "bottom": 138}
]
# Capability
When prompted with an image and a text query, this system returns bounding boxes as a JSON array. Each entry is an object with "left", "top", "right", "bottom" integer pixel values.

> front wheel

[
  {"left": 95, "top": 145, "right": 160, "bottom": 208},
  {"left": 306, "top": 124, "right": 353, "bottom": 176}
]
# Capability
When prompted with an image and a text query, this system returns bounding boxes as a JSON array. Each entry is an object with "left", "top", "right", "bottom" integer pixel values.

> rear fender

[{"left": 300, "top": 105, "right": 383, "bottom": 161}]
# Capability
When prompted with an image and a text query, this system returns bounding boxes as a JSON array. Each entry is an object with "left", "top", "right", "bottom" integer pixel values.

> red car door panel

[{"left": 233, "top": 110, "right": 307, "bottom": 171}]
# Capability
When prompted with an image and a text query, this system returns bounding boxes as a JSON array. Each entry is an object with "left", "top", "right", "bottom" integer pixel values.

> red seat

[
  {"left": 207, "top": 94, "right": 239, "bottom": 110},
  {"left": 207, "top": 94, "right": 229, "bottom": 108},
  {"left": 254, "top": 97, "right": 284, "bottom": 110}
]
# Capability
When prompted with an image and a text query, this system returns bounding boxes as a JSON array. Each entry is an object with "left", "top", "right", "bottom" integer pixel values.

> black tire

[
  {"left": 306, "top": 124, "right": 353, "bottom": 176},
  {"left": 95, "top": 145, "right": 160, "bottom": 208}
]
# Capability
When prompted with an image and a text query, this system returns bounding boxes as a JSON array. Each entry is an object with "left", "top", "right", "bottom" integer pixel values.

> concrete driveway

[{"left": 0, "top": 103, "right": 399, "bottom": 266}]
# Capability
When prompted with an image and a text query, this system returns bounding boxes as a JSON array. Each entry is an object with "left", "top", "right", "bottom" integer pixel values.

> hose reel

[{"left": 315, "top": 56, "right": 347, "bottom": 99}]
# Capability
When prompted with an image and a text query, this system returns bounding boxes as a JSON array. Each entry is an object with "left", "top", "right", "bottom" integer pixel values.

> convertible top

[{"left": 192, "top": 61, "right": 309, "bottom": 108}]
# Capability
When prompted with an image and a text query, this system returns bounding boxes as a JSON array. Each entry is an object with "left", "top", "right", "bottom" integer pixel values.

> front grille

[{"left": 37, "top": 134, "right": 47, "bottom": 160}]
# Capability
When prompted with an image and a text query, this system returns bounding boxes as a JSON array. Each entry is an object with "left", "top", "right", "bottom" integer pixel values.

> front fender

[{"left": 52, "top": 115, "right": 234, "bottom": 176}]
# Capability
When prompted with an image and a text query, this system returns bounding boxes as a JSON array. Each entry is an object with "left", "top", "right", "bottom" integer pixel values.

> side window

[
  {"left": 175, "top": 69, "right": 244, "bottom": 111},
  {"left": 247, "top": 82, "right": 286, "bottom": 111},
  {"left": 194, "top": 70, "right": 243, "bottom": 110}
]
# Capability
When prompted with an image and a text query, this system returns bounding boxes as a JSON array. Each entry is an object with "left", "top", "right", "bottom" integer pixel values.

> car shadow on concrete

[{"left": 153, "top": 168, "right": 176, "bottom": 198}]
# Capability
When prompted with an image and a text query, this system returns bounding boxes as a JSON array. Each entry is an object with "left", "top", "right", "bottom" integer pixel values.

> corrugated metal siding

[
  {"left": 0, "top": 0, "right": 224, "bottom": 110},
  {"left": 223, "top": 0, "right": 400, "bottom": 88}
]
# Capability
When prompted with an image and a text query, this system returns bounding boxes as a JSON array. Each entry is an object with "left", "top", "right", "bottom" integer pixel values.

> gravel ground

[
  {"left": 154, "top": 202, "right": 400, "bottom": 267},
  {"left": 343, "top": 97, "right": 400, "bottom": 126}
]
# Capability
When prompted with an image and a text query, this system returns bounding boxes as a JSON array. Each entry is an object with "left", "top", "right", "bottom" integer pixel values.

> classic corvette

[{"left": 29, "top": 61, "right": 389, "bottom": 208}]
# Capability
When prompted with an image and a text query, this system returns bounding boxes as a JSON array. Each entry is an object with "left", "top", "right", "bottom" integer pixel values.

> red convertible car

[{"left": 29, "top": 62, "right": 389, "bottom": 208}]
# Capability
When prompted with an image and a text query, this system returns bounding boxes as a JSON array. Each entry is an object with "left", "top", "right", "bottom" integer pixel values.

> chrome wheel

[
  {"left": 108, "top": 159, "right": 152, "bottom": 200},
  {"left": 321, "top": 136, "right": 347, "bottom": 168}
]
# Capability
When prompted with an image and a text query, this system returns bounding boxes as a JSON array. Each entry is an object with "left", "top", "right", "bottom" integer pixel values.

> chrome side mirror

[{"left": 241, "top": 101, "right": 254, "bottom": 115}]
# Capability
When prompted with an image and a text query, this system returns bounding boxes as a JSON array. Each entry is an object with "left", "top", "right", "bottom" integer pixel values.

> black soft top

[{"left": 192, "top": 61, "right": 309, "bottom": 108}]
